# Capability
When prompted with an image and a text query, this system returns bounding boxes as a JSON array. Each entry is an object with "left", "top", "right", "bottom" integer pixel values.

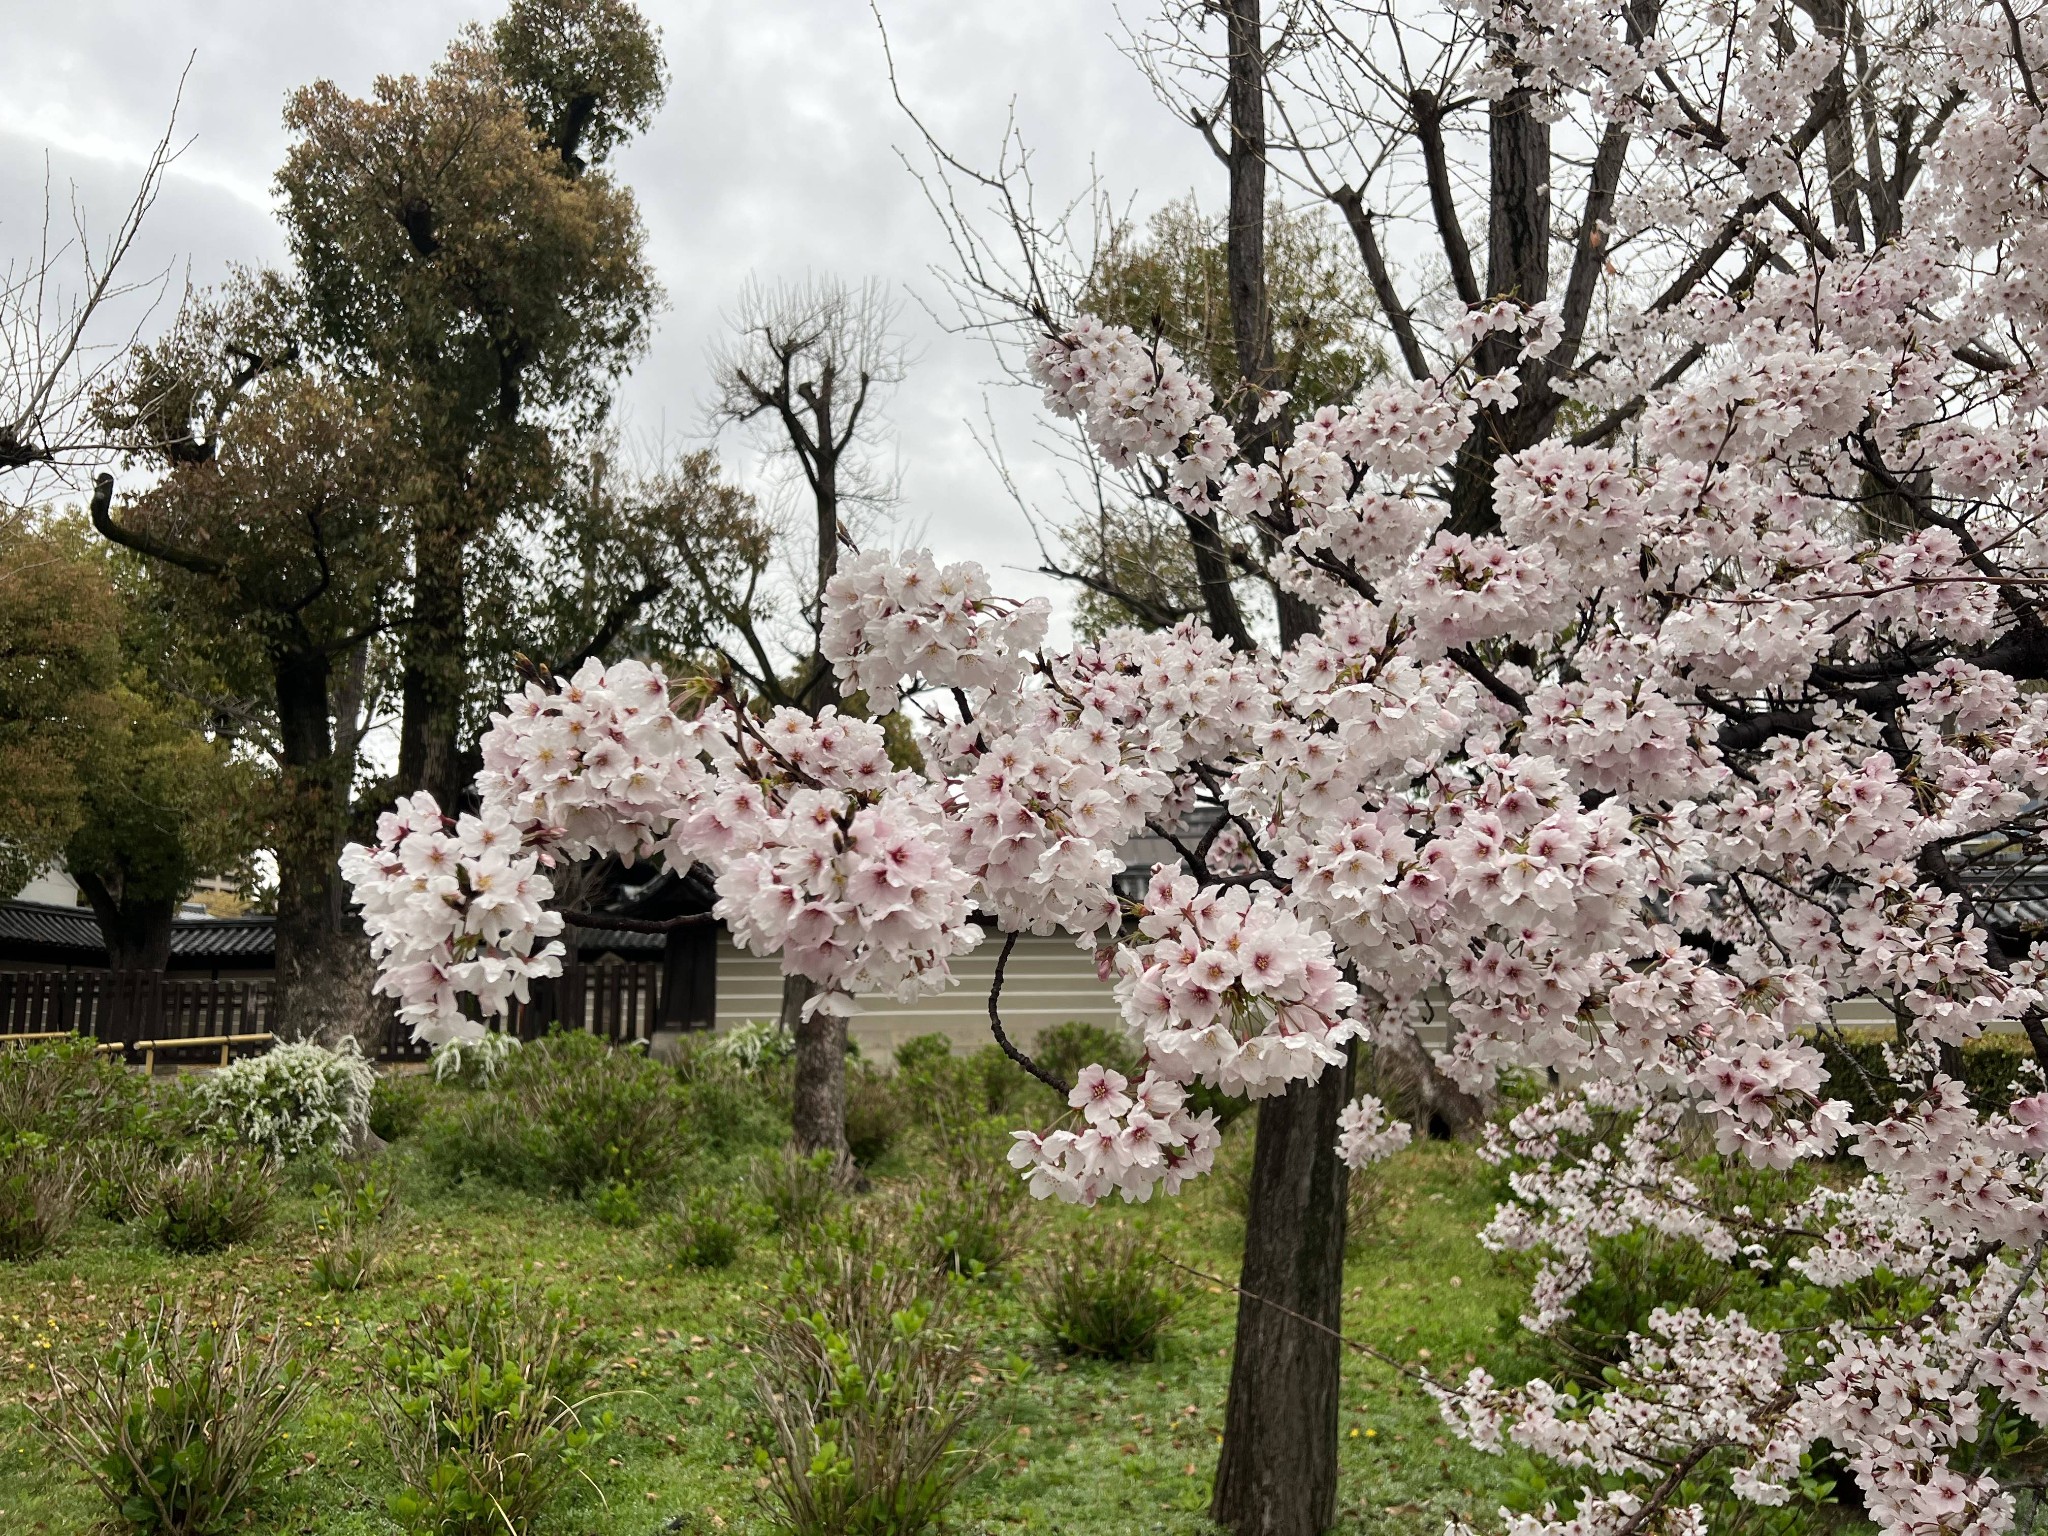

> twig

[{"left": 987, "top": 932, "right": 1070, "bottom": 1096}]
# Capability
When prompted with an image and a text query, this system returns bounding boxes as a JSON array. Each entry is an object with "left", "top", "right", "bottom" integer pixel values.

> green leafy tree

[
  {"left": 93, "top": 274, "right": 398, "bottom": 1033},
  {"left": 0, "top": 514, "right": 122, "bottom": 897},
  {"left": 276, "top": 1, "right": 664, "bottom": 809},
  {"left": 64, "top": 676, "right": 260, "bottom": 972},
  {"left": 491, "top": 0, "right": 668, "bottom": 175},
  {"left": 0, "top": 510, "right": 258, "bottom": 969},
  {"left": 93, "top": 1, "right": 703, "bottom": 1041},
  {"left": 1086, "top": 197, "right": 1380, "bottom": 421},
  {"left": 467, "top": 445, "right": 774, "bottom": 700}
]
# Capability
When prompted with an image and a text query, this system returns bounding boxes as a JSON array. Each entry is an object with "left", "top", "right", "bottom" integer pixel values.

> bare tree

[
  {"left": 0, "top": 93, "right": 183, "bottom": 516},
  {"left": 708, "top": 273, "right": 908, "bottom": 1158}
]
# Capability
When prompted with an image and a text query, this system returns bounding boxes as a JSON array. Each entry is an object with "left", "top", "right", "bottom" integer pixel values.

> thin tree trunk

[
  {"left": 782, "top": 973, "right": 847, "bottom": 1157},
  {"left": 1450, "top": 44, "right": 1554, "bottom": 535},
  {"left": 1212, "top": 1045, "right": 1355, "bottom": 1536},
  {"left": 784, "top": 448, "right": 852, "bottom": 1155}
]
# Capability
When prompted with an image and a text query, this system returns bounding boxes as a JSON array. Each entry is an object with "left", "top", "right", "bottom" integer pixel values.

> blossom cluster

[
  {"left": 340, "top": 793, "right": 566, "bottom": 1035},
  {"left": 820, "top": 548, "right": 1051, "bottom": 713},
  {"left": 1114, "top": 870, "right": 1360, "bottom": 1099},
  {"left": 1007, "top": 1063, "right": 1223, "bottom": 1204}
]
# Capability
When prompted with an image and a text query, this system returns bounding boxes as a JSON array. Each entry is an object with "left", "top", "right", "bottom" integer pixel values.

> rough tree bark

[
  {"left": 1213, "top": 1044, "right": 1356, "bottom": 1536},
  {"left": 272, "top": 647, "right": 380, "bottom": 1048},
  {"left": 396, "top": 516, "right": 470, "bottom": 811},
  {"left": 72, "top": 873, "right": 174, "bottom": 973},
  {"left": 783, "top": 974, "right": 849, "bottom": 1157}
]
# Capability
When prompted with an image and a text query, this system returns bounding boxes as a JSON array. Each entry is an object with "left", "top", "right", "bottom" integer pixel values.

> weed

[
  {"left": 1031, "top": 1226, "right": 1183, "bottom": 1361},
  {"left": 753, "top": 1248, "right": 991, "bottom": 1536},
  {"left": 152, "top": 1147, "right": 272, "bottom": 1256},
  {"left": 372, "top": 1279, "right": 607, "bottom": 1536},
  {"left": 35, "top": 1296, "right": 309, "bottom": 1535}
]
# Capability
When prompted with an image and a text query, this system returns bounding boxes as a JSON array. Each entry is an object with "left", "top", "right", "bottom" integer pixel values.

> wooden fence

[
  {"left": 0, "top": 971, "right": 273, "bottom": 1062},
  {"left": 0, "top": 960, "right": 680, "bottom": 1065},
  {"left": 380, "top": 959, "right": 674, "bottom": 1061}
]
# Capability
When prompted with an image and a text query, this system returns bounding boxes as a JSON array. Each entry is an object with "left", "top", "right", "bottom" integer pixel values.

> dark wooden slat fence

[
  {"left": 379, "top": 956, "right": 676, "bottom": 1062},
  {"left": 0, "top": 971, "right": 274, "bottom": 1061},
  {"left": 4, "top": 958, "right": 677, "bottom": 1065}
]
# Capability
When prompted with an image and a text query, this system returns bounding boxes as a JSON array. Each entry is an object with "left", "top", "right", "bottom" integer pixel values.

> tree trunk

[
  {"left": 1450, "top": 44, "right": 1555, "bottom": 535},
  {"left": 786, "top": 449, "right": 850, "bottom": 1156},
  {"left": 274, "top": 867, "right": 380, "bottom": 1048},
  {"left": 1211, "top": 13, "right": 1349, "bottom": 1528},
  {"left": 1212, "top": 1045, "right": 1355, "bottom": 1536},
  {"left": 397, "top": 517, "right": 469, "bottom": 809},
  {"left": 73, "top": 873, "right": 174, "bottom": 973},
  {"left": 782, "top": 973, "right": 848, "bottom": 1157},
  {"left": 271, "top": 647, "right": 380, "bottom": 1048},
  {"left": 1369, "top": 1020, "right": 1494, "bottom": 1141},
  {"left": 1224, "top": 0, "right": 1274, "bottom": 411}
]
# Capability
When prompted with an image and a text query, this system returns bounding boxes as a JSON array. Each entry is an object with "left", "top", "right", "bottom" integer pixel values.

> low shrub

[
  {"left": 588, "top": 1179, "right": 644, "bottom": 1229},
  {"left": 0, "top": 1136, "right": 84, "bottom": 1259},
  {"left": 80, "top": 1137, "right": 169, "bottom": 1224},
  {"left": 892, "top": 1033, "right": 956, "bottom": 1079},
  {"left": 0, "top": 1034, "right": 152, "bottom": 1141},
  {"left": 753, "top": 1248, "right": 991, "bottom": 1536},
  {"left": 653, "top": 1190, "right": 745, "bottom": 1270},
  {"left": 309, "top": 1168, "right": 398, "bottom": 1293},
  {"left": 753, "top": 1147, "right": 848, "bottom": 1233},
  {"left": 915, "top": 1113, "right": 1030, "bottom": 1278},
  {"left": 428, "top": 1031, "right": 520, "bottom": 1089},
  {"left": 712, "top": 1018, "right": 795, "bottom": 1073},
  {"left": 1032, "top": 1227, "right": 1183, "bottom": 1360},
  {"left": 914, "top": 1161, "right": 1022, "bottom": 1280},
  {"left": 419, "top": 1093, "right": 528, "bottom": 1187},
  {"left": 1030, "top": 1020, "right": 1138, "bottom": 1088},
  {"left": 368, "top": 1072, "right": 434, "bottom": 1142},
  {"left": 153, "top": 1147, "right": 272, "bottom": 1255},
  {"left": 195, "top": 1039, "right": 375, "bottom": 1158},
  {"left": 35, "top": 1296, "right": 310, "bottom": 1536},
  {"left": 425, "top": 1031, "right": 691, "bottom": 1197},
  {"left": 844, "top": 1066, "right": 907, "bottom": 1166},
  {"left": 891, "top": 1034, "right": 1042, "bottom": 1123},
  {"left": 372, "top": 1279, "right": 605, "bottom": 1536},
  {"left": 679, "top": 1066, "right": 788, "bottom": 1158}
]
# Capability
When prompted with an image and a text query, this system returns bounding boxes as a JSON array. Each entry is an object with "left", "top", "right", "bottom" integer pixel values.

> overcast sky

[{"left": 0, "top": 0, "right": 1223, "bottom": 632}]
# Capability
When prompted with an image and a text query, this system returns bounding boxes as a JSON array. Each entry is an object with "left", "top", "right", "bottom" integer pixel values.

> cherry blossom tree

[{"left": 343, "top": 0, "right": 2048, "bottom": 1532}]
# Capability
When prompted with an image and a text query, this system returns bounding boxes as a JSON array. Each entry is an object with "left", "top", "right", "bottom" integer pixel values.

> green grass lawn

[{"left": 0, "top": 1135, "right": 1527, "bottom": 1535}]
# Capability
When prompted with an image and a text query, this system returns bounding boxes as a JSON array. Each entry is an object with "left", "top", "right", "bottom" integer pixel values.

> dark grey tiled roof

[
  {"left": 565, "top": 922, "right": 664, "bottom": 954},
  {"left": 166, "top": 919, "right": 276, "bottom": 961},
  {"left": 0, "top": 901, "right": 275, "bottom": 966},
  {"left": 0, "top": 900, "right": 101, "bottom": 954},
  {"left": 0, "top": 900, "right": 670, "bottom": 967}
]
